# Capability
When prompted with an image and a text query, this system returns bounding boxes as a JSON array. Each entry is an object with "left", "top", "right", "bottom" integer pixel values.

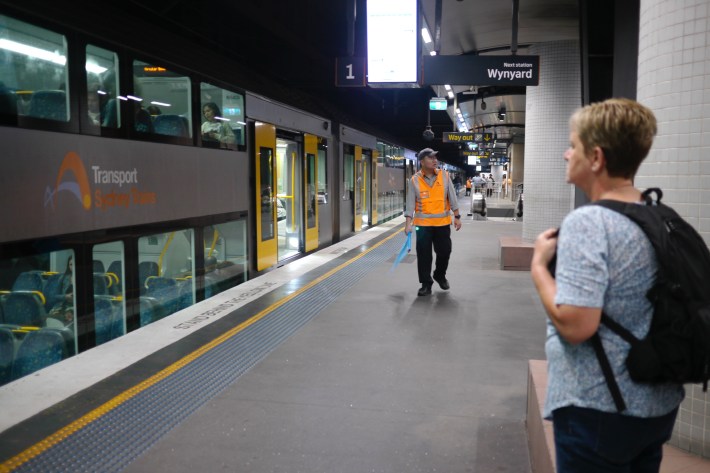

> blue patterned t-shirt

[{"left": 544, "top": 205, "right": 685, "bottom": 419}]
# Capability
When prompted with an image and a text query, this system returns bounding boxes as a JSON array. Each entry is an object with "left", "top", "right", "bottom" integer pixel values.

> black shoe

[
  {"left": 433, "top": 277, "right": 450, "bottom": 290},
  {"left": 417, "top": 284, "right": 432, "bottom": 296}
]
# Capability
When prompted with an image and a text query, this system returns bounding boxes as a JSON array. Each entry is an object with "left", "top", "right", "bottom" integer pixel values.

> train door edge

[
  {"left": 304, "top": 134, "right": 318, "bottom": 252},
  {"left": 354, "top": 146, "right": 362, "bottom": 232},
  {"left": 255, "top": 122, "right": 277, "bottom": 271}
]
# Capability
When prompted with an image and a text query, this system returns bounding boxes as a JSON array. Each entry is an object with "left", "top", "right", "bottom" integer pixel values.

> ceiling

[{"left": 122, "top": 0, "right": 579, "bottom": 166}]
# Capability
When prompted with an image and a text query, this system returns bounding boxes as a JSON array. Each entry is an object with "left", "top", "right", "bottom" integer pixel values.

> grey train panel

[
  {"left": 0, "top": 128, "right": 248, "bottom": 242},
  {"left": 245, "top": 93, "right": 331, "bottom": 137}
]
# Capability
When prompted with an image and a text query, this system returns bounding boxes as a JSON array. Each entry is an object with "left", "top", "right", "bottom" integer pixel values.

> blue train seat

[
  {"left": 153, "top": 114, "right": 189, "bottom": 138},
  {"left": 139, "top": 296, "right": 165, "bottom": 326},
  {"left": 94, "top": 297, "right": 118, "bottom": 345},
  {"left": 0, "top": 327, "right": 15, "bottom": 385},
  {"left": 101, "top": 98, "right": 118, "bottom": 128},
  {"left": 139, "top": 261, "right": 159, "bottom": 295},
  {"left": 11, "top": 328, "right": 68, "bottom": 380},
  {"left": 107, "top": 260, "right": 123, "bottom": 293},
  {"left": 28, "top": 90, "right": 67, "bottom": 121},
  {"left": 4, "top": 292, "right": 47, "bottom": 327},
  {"left": 93, "top": 260, "right": 105, "bottom": 273},
  {"left": 44, "top": 273, "right": 69, "bottom": 310},
  {"left": 12, "top": 270, "right": 45, "bottom": 292},
  {"left": 146, "top": 277, "right": 180, "bottom": 317},
  {"left": 93, "top": 273, "right": 109, "bottom": 296}
]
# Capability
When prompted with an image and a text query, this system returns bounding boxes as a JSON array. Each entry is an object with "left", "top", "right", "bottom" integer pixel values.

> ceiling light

[
  {"left": 421, "top": 28, "right": 432, "bottom": 44},
  {"left": 444, "top": 84, "right": 452, "bottom": 91},
  {"left": 447, "top": 91, "right": 454, "bottom": 99},
  {"left": 429, "top": 51, "right": 437, "bottom": 56}
]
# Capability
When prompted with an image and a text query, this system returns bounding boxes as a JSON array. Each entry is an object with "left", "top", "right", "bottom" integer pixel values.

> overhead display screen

[{"left": 366, "top": 0, "right": 418, "bottom": 85}]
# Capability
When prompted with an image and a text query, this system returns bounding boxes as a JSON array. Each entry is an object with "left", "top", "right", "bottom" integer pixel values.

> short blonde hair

[{"left": 570, "top": 98, "right": 657, "bottom": 179}]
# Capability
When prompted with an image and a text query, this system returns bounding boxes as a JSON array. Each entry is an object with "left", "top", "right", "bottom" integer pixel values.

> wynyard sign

[{"left": 422, "top": 55, "right": 539, "bottom": 86}]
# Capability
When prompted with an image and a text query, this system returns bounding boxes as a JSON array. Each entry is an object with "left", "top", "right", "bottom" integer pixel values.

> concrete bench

[{"left": 526, "top": 360, "right": 710, "bottom": 473}]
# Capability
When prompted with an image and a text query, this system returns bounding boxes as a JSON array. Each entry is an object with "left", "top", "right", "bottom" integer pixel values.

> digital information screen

[{"left": 366, "top": 0, "right": 418, "bottom": 84}]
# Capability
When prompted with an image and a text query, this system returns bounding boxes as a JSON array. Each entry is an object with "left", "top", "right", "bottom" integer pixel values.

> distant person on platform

[
  {"left": 465, "top": 177, "right": 472, "bottom": 196},
  {"left": 404, "top": 148, "right": 462, "bottom": 296}
]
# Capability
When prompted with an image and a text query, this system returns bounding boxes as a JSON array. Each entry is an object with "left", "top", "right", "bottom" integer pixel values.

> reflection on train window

[
  {"left": 138, "top": 229, "right": 194, "bottom": 327},
  {"left": 0, "top": 249, "right": 76, "bottom": 387},
  {"left": 86, "top": 45, "right": 120, "bottom": 129},
  {"left": 376, "top": 141, "right": 406, "bottom": 223},
  {"left": 200, "top": 82, "right": 245, "bottom": 149},
  {"left": 343, "top": 145, "right": 354, "bottom": 201},
  {"left": 203, "top": 219, "right": 247, "bottom": 298},
  {"left": 0, "top": 14, "right": 69, "bottom": 122},
  {"left": 133, "top": 60, "right": 192, "bottom": 138},
  {"left": 92, "top": 241, "right": 125, "bottom": 346}
]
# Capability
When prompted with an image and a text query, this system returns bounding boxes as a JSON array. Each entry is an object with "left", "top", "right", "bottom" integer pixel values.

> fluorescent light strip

[{"left": 421, "top": 28, "right": 432, "bottom": 44}]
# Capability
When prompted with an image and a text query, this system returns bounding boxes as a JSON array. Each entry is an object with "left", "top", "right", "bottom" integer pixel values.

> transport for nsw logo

[{"left": 44, "top": 151, "right": 92, "bottom": 210}]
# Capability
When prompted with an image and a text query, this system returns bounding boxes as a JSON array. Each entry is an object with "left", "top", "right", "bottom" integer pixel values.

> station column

[{"left": 521, "top": 40, "right": 581, "bottom": 242}]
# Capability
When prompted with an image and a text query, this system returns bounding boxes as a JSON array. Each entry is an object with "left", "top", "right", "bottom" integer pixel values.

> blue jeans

[{"left": 552, "top": 406, "right": 678, "bottom": 473}]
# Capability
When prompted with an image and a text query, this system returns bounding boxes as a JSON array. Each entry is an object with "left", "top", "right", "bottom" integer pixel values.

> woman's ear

[{"left": 590, "top": 146, "right": 605, "bottom": 172}]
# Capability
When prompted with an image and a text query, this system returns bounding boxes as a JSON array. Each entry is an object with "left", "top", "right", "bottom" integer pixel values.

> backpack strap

[{"left": 589, "top": 332, "right": 627, "bottom": 412}]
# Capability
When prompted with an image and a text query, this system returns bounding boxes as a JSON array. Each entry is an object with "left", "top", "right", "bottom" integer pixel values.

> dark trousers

[
  {"left": 553, "top": 406, "right": 678, "bottom": 473},
  {"left": 415, "top": 225, "right": 451, "bottom": 285}
]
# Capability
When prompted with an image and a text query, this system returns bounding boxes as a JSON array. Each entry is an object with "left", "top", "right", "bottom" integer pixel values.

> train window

[
  {"left": 0, "top": 14, "right": 70, "bottom": 122},
  {"left": 259, "top": 147, "right": 275, "bottom": 241},
  {"left": 306, "top": 152, "right": 316, "bottom": 228},
  {"left": 92, "top": 242, "right": 125, "bottom": 345},
  {"left": 343, "top": 145, "right": 354, "bottom": 201},
  {"left": 0, "top": 249, "right": 76, "bottom": 387},
  {"left": 203, "top": 219, "right": 247, "bottom": 298},
  {"left": 86, "top": 45, "right": 120, "bottom": 129},
  {"left": 138, "top": 229, "right": 194, "bottom": 327},
  {"left": 199, "top": 82, "right": 245, "bottom": 149},
  {"left": 132, "top": 60, "right": 192, "bottom": 138},
  {"left": 317, "top": 140, "right": 328, "bottom": 205}
]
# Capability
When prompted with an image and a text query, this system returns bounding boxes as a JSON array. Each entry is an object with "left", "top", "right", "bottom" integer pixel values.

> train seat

[
  {"left": 43, "top": 273, "right": 68, "bottom": 309},
  {"left": 145, "top": 277, "right": 180, "bottom": 316},
  {"left": 107, "top": 260, "right": 123, "bottom": 294},
  {"left": 139, "top": 261, "right": 159, "bottom": 295},
  {"left": 94, "top": 297, "right": 118, "bottom": 345},
  {"left": 93, "top": 260, "right": 105, "bottom": 273},
  {"left": 153, "top": 114, "right": 189, "bottom": 138},
  {"left": 11, "top": 328, "right": 68, "bottom": 380},
  {"left": 139, "top": 296, "right": 166, "bottom": 326},
  {"left": 28, "top": 90, "right": 67, "bottom": 121},
  {"left": 4, "top": 292, "right": 47, "bottom": 327},
  {"left": 12, "top": 270, "right": 45, "bottom": 292},
  {"left": 0, "top": 327, "right": 14, "bottom": 385},
  {"left": 93, "top": 273, "right": 109, "bottom": 295},
  {"left": 101, "top": 98, "right": 118, "bottom": 128}
]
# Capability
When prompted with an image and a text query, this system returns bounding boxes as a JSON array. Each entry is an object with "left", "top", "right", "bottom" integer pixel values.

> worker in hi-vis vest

[{"left": 404, "top": 148, "right": 462, "bottom": 297}]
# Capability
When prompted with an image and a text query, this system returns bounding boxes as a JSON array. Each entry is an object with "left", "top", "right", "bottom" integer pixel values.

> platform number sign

[{"left": 336, "top": 57, "right": 366, "bottom": 87}]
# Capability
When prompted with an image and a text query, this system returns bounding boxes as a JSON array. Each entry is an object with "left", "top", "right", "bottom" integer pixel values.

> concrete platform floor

[{"left": 122, "top": 217, "right": 548, "bottom": 473}]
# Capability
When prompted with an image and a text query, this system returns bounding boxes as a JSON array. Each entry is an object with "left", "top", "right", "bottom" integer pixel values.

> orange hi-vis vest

[{"left": 411, "top": 170, "right": 452, "bottom": 226}]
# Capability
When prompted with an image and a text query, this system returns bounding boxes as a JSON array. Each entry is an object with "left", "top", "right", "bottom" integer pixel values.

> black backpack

[{"left": 556, "top": 188, "right": 710, "bottom": 412}]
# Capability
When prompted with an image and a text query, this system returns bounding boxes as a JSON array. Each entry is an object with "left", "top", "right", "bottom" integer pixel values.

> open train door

[
  {"left": 304, "top": 134, "right": 319, "bottom": 252},
  {"left": 371, "top": 148, "right": 378, "bottom": 225},
  {"left": 353, "top": 146, "right": 363, "bottom": 231},
  {"left": 255, "top": 122, "right": 277, "bottom": 271}
]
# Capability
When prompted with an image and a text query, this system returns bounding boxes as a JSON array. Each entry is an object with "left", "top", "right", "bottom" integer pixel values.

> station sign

[
  {"left": 429, "top": 98, "right": 448, "bottom": 110},
  {"left": 335, "top": 57, "right": 366, "bottom": 87},
  {"left": 422, "top": 55, "right": 540, "bottom": 86}
]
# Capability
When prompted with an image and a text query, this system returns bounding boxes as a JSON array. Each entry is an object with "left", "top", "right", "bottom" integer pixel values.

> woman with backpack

[{"left": 530, "top": 98, "right": 684, "bottom": 473}]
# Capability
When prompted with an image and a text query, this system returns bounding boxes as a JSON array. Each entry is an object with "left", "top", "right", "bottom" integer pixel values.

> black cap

[{"left": 417, "top": 148, "right": 439, "bottom": 160}]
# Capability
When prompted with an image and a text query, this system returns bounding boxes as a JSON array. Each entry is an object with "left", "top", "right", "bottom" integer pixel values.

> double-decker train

[{"left": 0, "top": 4, "right": 419, "bottom": 386}]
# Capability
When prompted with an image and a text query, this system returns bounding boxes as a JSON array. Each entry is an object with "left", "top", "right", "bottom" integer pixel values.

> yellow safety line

[{"left": 0, "top": 230, "right": 400, "bottom": 473}]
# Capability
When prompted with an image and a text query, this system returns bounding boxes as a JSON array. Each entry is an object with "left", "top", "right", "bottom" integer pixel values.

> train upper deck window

[
  {"left": 86, "top": 45, "right": 120, "bottom": 129},
  {"left": 0, "top": 15, "right": 70, "bottom": 122},
  {"left": 133, "top": 60, "right": 192, "bottom": 138},
  {"left": 200, "top": 82, "right": 245, "bottom": 150}
]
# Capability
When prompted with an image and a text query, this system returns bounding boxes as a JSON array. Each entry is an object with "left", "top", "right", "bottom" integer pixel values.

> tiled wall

[
  {"left": 636, "top": 0, "right": 710, "bottom": 458},
  {"left": 522, "top": 41, "right": 581, "bottom": 242}
]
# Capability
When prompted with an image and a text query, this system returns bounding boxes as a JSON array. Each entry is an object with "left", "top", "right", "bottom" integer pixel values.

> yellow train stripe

[{"left": 0, "top": 230, "right": 400, "bottom": 473}]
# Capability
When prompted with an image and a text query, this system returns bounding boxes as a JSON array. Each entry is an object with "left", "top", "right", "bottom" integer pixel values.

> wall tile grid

[
  {"left": 638, "top": 0, "right": 710, "bottom": 457},
  {"left": 522, "top": 40, "right": 581, "bottom": 242}
]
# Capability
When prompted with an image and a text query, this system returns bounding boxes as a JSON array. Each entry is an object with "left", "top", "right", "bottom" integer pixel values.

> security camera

[
  {"left": 422, "top": 126, "right": 434, "bottom": 141},
  {"left": 480, "top": 99, "right": 487, "bottom": 110}
]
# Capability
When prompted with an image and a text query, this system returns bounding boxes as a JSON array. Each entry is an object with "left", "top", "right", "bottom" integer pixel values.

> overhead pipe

[
  {"left": 434, "top": 0, "right": 442, "bottom": 54},
  {"left": 346, "top": 0, "right": 357, "bottom": 56},
  {"left": 511, "top": 0, "right": 519, "bottom": 55}
]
